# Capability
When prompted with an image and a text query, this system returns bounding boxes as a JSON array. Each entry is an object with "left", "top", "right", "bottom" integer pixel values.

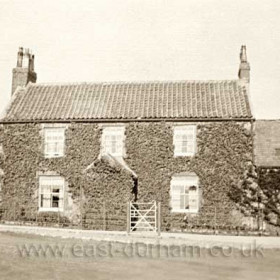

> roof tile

[{"left": 2, "top": 80, "right": 252, "bottom": 121}]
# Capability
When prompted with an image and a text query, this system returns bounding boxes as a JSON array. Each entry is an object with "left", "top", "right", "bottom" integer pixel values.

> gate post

[
  {"left": 127, "top": 201, "right": 130, "bottom": 234},
  {"left": 214, "top": 206, "right": 217, "bottom": 234},
  {"left": 157, "top": 202, "right": 161, "bottom": 236},
  {"left": 80, "top": 186, "right": 84, "bottom": 229},
  {"left": 103, "top": 201, "right": 106, "bottom": 231}
]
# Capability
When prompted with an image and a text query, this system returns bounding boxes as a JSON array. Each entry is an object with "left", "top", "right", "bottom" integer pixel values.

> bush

[{"left": 37, "top": 212, "right": 70, "bottom": 225}]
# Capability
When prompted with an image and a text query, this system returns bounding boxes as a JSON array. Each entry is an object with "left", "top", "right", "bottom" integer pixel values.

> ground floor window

[
  {"left": 171, "top": 174, "right": 199, "bottom": 213},
  {"left": 39, "top": 176, "right": 64, "bottom": 211}
]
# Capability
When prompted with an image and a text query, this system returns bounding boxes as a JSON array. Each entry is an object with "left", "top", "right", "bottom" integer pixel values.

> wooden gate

[{"left": 127, "top": 201, "right": 161, "bottom": 235}]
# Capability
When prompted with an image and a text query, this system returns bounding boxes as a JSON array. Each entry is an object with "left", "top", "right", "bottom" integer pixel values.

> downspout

[
  {"left": 251, "top": 119, "right": 262, "bottom": 231},
  {"left": 132, "top": 177, "right": 138, "bottom": 202}
]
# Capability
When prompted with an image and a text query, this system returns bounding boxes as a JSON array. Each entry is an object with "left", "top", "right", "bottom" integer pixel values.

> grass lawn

[{"left": 0, "top": 232, "right": 279, "bottom": 280}]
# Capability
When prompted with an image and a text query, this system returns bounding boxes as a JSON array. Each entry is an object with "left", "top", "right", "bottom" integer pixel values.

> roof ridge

[{"left": 30, "top": 79, "right": 239, "bottom": 87}]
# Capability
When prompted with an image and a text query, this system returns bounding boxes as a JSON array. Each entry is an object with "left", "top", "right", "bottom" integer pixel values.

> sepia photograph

[{"left": 0, "top": 0, "right": 279, "bottom": 279}]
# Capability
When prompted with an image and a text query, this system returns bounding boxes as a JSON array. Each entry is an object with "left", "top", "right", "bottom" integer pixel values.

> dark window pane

[{"left": 52, "top": 195, "right": 59, "bottom": 208}]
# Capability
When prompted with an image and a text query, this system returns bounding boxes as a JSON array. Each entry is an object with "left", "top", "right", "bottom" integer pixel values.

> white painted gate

[{"left": 127, "top": 201, "right": 161, "bottom": 235}]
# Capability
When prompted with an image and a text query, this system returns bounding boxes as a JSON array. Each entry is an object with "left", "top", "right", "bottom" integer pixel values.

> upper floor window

[
  {"left": 39, "top": 176, "right": 64, "bottom": 212},
  {"left": 173, "top": 125, "right": 196, "bottom": 157},
  {"left": 170, "top": 174, "right": 200, "bottom": 213},
  {"left": 101, "top": 126, "right": 125, "bottom": 157},
  {"left": 44, "top": 128, "right": 65, "bottom": 158}
]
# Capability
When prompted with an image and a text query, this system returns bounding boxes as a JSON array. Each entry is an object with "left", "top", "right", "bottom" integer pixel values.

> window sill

[
  {"left": 171, "top": 209, "right": 199, "bottom": 214},
  {"left": 38, "top": 208, "right": 63, "bottom": 212},
  {"left": 174, "top": 154, "right": 195, "bottom": 157},
  {"left": 44, "top": 155, "right": 64, "bottom": 159}
]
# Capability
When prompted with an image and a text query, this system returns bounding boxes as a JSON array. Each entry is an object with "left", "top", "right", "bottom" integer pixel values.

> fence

[
  {"left": 0, "top": 202, "right": 267, "bottom": 234},
  {"left": 180, "top": 206, "right": 265, "bottom": 233},
  {"left": 0, "top": 201, "right": 128, "bottom": 232}
]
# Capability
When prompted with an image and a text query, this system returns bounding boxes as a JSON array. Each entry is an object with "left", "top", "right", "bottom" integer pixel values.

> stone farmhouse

[{"left": 0, "top": 46, "right": 259, "bottom": 231}]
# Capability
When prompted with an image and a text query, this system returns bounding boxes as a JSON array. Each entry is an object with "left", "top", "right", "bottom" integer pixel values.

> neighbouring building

[
  {"left": 0, "top": 46, "right": 259, "bottom": 231},
  {"left": 255, "top": 120, "right": 280, "bottom": 228}
]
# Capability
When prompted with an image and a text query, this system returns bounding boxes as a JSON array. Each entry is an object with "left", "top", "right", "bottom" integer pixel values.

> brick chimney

[
  {"left": 11, "top": 47, "right": 37, "bottom": 95},
  {"left": 238, "top": 45, "right": 250, "bottom": 83}
]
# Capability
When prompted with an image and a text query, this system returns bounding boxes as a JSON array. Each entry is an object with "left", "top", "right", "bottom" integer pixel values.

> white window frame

[
  {"left": 38, "top": 176, "right": 64, "bottom": 212},
  {"left": 101, "top": 126, "right": 125, "bottom": 157},
  {"left": 44, "top": 127, "right": 65, "bottom": 158},
  {"left": 170, "top": 174, "right": 199, "bottom": 213},
  {"left": 173, "top": 125, "right": 196, "bottom": 157}
]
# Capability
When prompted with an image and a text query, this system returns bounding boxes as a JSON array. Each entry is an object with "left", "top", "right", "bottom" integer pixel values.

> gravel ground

[{"left": 1, "top": 224, "right": 280, "bottom": 248}]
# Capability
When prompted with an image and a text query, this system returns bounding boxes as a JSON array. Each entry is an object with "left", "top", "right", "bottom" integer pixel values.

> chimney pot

[
  {"left": 11, "top": 47, "right": 37, "bottom": 95},
  {"left": 238, "top": 45, "right": 250, "bottom": 83}
]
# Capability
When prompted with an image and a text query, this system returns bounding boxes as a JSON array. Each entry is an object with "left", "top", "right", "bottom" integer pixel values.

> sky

[{"left": 0, "top": 0, "right": 279, "bottom": 119}]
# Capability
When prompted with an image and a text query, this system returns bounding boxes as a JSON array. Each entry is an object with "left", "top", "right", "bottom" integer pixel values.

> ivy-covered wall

[
  {"left": 125, "top": 122, "right": 254, "bottom": 230},
  {"left": 0, "top": 125, "right": 4, "bottom": 205},
  {"left": 258, "top": 167, "right": 280, "bottom": 227},
  {"left": 0, "top": 121, "right": 254, "bottom": 231}
]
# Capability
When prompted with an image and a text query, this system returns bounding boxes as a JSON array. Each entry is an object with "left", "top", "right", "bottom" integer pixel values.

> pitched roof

[
  {"left": 86, "top": 154, "right": 137, "bottom": 178},
  {"left": 1, "top": 80, "right": 252, "bottom": 122}
]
